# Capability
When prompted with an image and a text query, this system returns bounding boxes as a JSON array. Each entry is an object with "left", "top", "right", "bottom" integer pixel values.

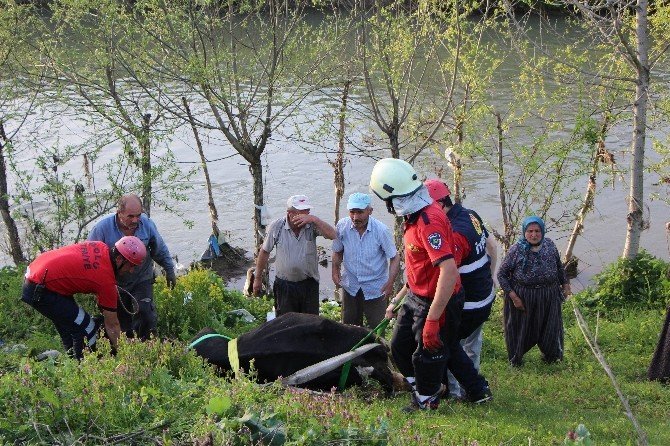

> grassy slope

[
  {"left": 318, "top": 301, "right": 670, "bottom": 445},
  {"left": 1, "top": 271, "right": 669, "bottom": 445}
]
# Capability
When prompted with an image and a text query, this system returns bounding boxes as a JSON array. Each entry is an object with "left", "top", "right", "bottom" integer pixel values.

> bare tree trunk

[
  {"left": 495, "top": 112, "right": 513, "bottom": 251},
  {"left": 389, "top": 125, "right": 400, "bottom": 159},
  {"left": 250, "top": 160, "right": 264, "bottom": 252},
  {"left": 452, "top": 87, "right": 469, "bottom": 205},
  {"left": 332, "top": 80, "right": 351, "bottom": 225},
  {"left": 623, "top": 0, "right": 650, "bottom": 260},
  {"left": 182, "top": 97, "right": 220, "bottom": 237},
  {"left": 140, "top": 113, "right": 152, "bottom": 216},
  {"left": 564, "top": 113, "right": 612, "bottom": 277},
  {"left": 0, "top": 121, "right": 25, "bottom": 264}
]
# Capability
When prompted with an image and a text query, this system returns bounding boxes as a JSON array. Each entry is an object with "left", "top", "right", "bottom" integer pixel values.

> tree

[
  {"left": 0, "top": 0, "right": 38, "bottom": 264},
  {"left": 35, "top": 0, "right": 188, "bottom": 217},
  {"left": 508, "top": 0, "right": 670, "bottom": 259},
  {"left": 133, "top": 0, "right": 336, "bottom": 251}
]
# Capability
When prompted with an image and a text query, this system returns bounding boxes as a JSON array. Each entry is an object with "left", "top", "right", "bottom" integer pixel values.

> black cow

[{"left": 190, "top": 312, "right": 400, "bottom": 392}]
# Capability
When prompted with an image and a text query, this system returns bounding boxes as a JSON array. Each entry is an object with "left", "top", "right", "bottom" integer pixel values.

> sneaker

[
  {"left": 402, "top": 384, "right": 446, "bottom": 412},
  {"left": 467, "top": 386, "right": 493, "bottom": 404}
]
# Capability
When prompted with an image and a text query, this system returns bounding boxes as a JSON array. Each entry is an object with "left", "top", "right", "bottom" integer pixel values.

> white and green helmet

[{"left": 369, "top": 158, "right": 422, "bottom": 201}]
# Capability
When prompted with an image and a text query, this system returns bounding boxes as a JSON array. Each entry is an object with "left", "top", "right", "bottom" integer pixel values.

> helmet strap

[
  {"left": 385, "top": 199, "right": 396, "bottom": 215},
  {"left": 110, "top": 248, "right": 128, "bottom": 273}
]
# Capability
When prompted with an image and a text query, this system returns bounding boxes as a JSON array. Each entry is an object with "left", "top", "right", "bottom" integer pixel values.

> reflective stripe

[
  {"left": 88, "top": 333, "right": 98, "bottom": 346},
  {"left": 464, "top": 287, "right": 495, "bottom": 310},
  {"left": 458, "top": 254, "right": 489, "bottom": 274},
  {"left": 84, "top": 319, "right": 95, "bottom": 334},
  {"left": 74, "top": 307, "right": 86, "bottom": 325},
  {"left": 228, "top": 338, "right": 240, "bottom": 378}
]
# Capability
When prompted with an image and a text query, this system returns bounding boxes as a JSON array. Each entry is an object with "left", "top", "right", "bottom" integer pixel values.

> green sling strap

[{"left": 337, "top": 296, "right": 406, "bottom": 391}]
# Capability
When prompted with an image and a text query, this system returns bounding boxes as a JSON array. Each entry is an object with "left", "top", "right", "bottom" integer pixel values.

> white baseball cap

[{"left": 287, "top": 195, "right": 311, "bottom": 210}]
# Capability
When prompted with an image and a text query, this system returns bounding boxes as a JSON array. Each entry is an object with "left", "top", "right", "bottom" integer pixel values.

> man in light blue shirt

[
  {"left": 88, "top": 194, "right": 175, "bottom": 340},
  {"left": 332, "top": 193, "right": 401, "bottom": 328}
]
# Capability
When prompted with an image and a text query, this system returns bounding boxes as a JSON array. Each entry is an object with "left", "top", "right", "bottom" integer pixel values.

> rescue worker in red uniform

[
  {"left": 370, "top": 158, "right": 491, "bottom": 411},
  {"left": 21, "top": 236, "right": 147, "bottom": 359}
]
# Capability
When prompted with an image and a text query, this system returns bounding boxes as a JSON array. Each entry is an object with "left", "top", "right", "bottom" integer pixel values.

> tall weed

[{"left": 576, "top": 250, "right": 670, "bottom": 314}]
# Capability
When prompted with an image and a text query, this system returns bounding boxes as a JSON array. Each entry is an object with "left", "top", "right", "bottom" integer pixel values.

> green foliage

[
  {"left": 565, "top": 423, "right": 592, "bottom": 445},
  {"left": 576, "top": 251, "right": 670, "bottom": 313},
  {"left": 319, "top": 300, "right": 342, "bottom": 322},
  {"left": 0, "top": 265, "right": 56, "bottom": 342},
  {"left": 154, "top": 268, "right": 273, "bottom": 340},
  {"left": 1, "top": 266, "right": 670, "bottom": 444}
]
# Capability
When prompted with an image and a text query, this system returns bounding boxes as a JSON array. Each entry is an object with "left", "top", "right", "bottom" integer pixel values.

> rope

[
  {"left": 186, "top": 332, "right": 232, "bottom": 350},
  {"left": 337, "top": 297, "right": 406, "bottom": 391},
  {"left": 116, "top": 286, "right": 140, "bottom": 316}
]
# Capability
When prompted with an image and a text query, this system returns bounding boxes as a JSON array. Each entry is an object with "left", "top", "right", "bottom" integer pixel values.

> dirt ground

[{"left": 195, "top": 243, "right": 253, "bottom": 283}]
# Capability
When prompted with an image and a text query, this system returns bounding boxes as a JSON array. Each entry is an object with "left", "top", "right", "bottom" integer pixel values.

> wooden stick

[{"left": 570, "top": 301, "right": 648, "bottom": 446}]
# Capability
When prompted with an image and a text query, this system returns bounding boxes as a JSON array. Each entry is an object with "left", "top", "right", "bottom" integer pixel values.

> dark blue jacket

[{"left": 447, "top": 204, "right": 495, "bottom": 310}]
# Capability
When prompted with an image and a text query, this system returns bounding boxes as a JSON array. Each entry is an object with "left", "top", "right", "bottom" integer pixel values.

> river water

[{"left": 2, "top": 14, "right": 669, "bottom": 298}]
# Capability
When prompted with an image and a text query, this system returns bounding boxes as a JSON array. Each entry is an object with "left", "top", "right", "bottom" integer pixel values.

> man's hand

[
  {"left": 384, "top": 302, "right": 396, "bottom": 320},
  {"left": 332, "top": 268, "right": 341, "bottom": 287},
  {"left": 290, "top": 213, "right": 316, "bottom": 228},
  {"left": 102, "top": 310, "right": 121, "bottom": 351},
  {"left": 562, "top": 283, "right": 572, "bottom": 300},
  {"left": 252, "top": 274, "right": 263, "bottom": 296},
  {"left": 381, "top": 281, "right": 394, "bottom": 298},
  {"left": 166, "top": 272, "right": 177, "bottom": 290},
  {"left": 422, "top": 318, "right": 443, "bottom": 352}
]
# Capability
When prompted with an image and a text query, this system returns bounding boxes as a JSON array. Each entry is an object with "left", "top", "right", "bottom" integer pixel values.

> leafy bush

[
  {"left": 576, "top": 250, "right": 670, "bottom": 313},
  {"left": 154, "top": 268, "right": 273, "bottom": 341},
  {"left": 0, "top": 265, "right": 57, "bottom": 343}
]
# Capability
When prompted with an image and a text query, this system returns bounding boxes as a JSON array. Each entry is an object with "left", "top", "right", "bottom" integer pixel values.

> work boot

[
  {"left": 402, "top": 384, "right": 446, "bottom": 412},
  {"left": 466, "top": 385, "right": 493, "bottom": 404}
]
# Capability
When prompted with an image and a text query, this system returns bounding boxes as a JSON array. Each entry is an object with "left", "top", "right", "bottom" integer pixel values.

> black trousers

[
  {"left": 273, "top": 277, "right": 319, "bottom": 316},
  {"left": 391, "top": 291, "right": 488, "bottom": 396},
  {"left": 21, "top": 281, "right": 101, "bottom": 359}
]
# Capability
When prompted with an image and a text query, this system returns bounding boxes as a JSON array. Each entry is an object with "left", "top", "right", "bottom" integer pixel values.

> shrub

[
  {"left": 0, "top": 265, "right": 58, "bottom": 343},
  {"left": 154, "top": 268, "right": 273, "bottom": 340},
  {"left": 576, "top": 250, "right": 670, "bottom": 313}
]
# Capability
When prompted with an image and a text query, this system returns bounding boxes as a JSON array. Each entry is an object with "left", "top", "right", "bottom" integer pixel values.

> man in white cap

[
  {"left": 253, "top": 194, "right": 336, "bottom": 315},
  {"left": 332, "top": 192, "right": 400, "bottom": 329}
]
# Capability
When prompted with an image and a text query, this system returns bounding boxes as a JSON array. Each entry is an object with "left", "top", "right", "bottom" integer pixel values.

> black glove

[{"left": 166, "top": 271, "right": 177, "bottom": 290}]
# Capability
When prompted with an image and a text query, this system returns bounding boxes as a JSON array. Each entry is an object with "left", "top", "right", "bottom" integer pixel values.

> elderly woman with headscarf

[{"left": 497, "top": 216, "right": 571, "bottom": 366}]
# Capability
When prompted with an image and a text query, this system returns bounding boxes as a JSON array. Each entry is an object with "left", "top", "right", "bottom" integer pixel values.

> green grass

[{"left": 1, "top": 267, "right": 669, "bottom": 445}]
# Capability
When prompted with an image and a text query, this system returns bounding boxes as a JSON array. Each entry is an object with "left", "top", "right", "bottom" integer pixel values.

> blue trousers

[{"left": 21, "top": 280, "right": 101, "bottom": 359}]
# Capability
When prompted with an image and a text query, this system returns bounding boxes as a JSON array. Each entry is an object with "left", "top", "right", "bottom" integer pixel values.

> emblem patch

[
  {"left": 427, "top": 232, "right": 442, "bottom": 250},
  {"left": 407, "top": 243, "right": 421, "bottom": 252}
]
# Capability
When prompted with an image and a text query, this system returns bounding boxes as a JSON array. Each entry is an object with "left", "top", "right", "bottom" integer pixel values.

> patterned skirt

[{"left": 503, "top": 283, "right": 564, "bottom": 365}]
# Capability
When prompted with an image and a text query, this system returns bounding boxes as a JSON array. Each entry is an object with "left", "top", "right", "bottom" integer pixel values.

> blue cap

[{"left": 347, "top": 193, "right": 372, "bottom": 210}]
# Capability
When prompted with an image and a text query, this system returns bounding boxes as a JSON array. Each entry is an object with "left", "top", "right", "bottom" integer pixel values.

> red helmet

[
  {"left": 424, "top": 179, "right": 451, "bottom": 202},
  {"left": 114, "top": 236, "right": 147, "bottom": 266}
]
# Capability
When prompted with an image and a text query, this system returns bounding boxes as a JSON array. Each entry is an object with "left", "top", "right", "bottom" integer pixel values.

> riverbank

[{"left": 1, "top": 265, "right": 669, "bottom": 444}]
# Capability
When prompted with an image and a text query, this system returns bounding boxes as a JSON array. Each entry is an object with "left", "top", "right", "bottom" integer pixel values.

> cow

[{"left": 190, "top": 312, "right": 403, "bottom": 392}]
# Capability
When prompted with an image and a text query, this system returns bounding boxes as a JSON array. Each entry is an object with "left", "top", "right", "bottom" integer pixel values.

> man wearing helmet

[
  {"left": 88, "top": 194, "right": 175, "bottom": 340},
  {"left": 21, "top": 236, "right": 147, "bottom": 359},
  {"left": 370, "top": 158, "right": 491, "bottom": 411},
  {"left": 424, "top": 179, "right": 497, "bottom": 400}
]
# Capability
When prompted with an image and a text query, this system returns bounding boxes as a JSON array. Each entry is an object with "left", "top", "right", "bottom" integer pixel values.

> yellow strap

[{"left": 227, "top": 337, "right": 240, "bottom": 378}]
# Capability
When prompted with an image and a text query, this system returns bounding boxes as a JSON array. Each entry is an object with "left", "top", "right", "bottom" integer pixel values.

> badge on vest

[{"left": 427, "top": 232, "right": 442, "bottom": 250}]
